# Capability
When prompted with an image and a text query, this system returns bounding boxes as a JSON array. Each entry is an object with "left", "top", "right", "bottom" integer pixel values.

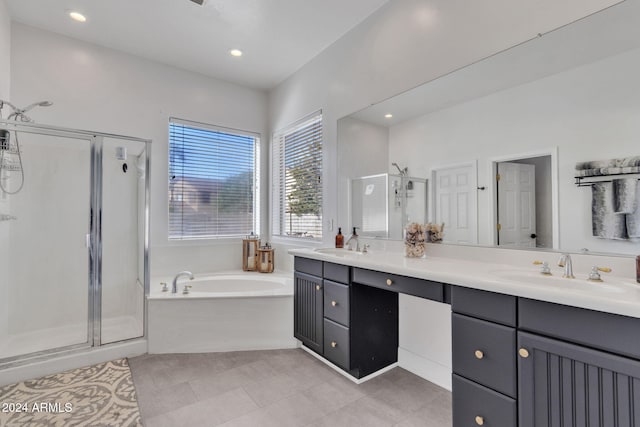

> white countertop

[{"left": 289, "top": 247, "right": 640, "bottom": 319}]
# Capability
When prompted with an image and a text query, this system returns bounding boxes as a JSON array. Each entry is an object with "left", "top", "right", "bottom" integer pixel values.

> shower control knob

[{"left": 160, "top": 282, "right": 168, "bottom": 292}]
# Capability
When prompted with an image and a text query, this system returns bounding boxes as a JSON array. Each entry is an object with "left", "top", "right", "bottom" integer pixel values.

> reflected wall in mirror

[{"left": 337, "top": 1, "right": 640, "bottom": 256}]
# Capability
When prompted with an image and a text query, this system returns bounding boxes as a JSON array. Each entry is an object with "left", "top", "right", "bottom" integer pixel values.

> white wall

[
  {"left": 389, "top": 47, "right": 640, "bottom": 255},
  {"left": 10, "top": 23, "right": 269, "bottom": 280},
  {"left": 0, "top": 0, "right": 10, "bottom": 347}
]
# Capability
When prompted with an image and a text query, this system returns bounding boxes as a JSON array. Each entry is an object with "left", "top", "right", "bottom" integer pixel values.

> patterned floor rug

[{"left": 0, "top": 358, "right": 142, "bottom": 426}]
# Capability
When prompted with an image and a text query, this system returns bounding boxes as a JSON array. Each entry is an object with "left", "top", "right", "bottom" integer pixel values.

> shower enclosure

[
  {"left": 0, "top": 120, "right": 150, "bottom": 367},
  {"left": 351, "top": 173, "right": 428, "bottom": 239}
]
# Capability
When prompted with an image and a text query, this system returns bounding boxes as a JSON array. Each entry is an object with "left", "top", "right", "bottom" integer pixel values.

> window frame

[
  {"left": 167, "top": 117, "right": 261, "bottom": 242},
  {"left": 271, "top": 110, "right": 324, "bottom": 242}
]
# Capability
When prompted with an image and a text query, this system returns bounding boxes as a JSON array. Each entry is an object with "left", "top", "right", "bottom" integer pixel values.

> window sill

[{"left": 270, "top": 235, "right": 324, "bottom": 248}]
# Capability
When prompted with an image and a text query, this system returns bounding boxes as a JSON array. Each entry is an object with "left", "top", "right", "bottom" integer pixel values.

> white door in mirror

[{"left": 497, "top": 162, "right": 536, "bottom": 248}]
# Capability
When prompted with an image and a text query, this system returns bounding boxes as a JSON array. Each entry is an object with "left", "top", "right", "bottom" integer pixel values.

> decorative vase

[{"left": 404, "top": 222, "right": 426, "bottom": 258}]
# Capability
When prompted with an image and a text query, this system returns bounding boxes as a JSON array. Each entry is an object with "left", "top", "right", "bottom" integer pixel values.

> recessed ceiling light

[
  {"left": 385, "top": 113, "right": 393, "bottom": 118},
  {"left": 69, "top": 11, "right": 87, "bottom": 23},
  {"left": 229, "top": 49, "right": 243, "bottom": 57}
]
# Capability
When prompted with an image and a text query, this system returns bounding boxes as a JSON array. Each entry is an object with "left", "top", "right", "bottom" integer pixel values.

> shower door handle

[{"left": 85, "top": 233, "right": 91, "bottom": 249}]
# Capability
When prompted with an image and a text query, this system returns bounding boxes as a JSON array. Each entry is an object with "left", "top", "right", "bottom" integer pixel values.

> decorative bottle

[{"left": 335, "top": 228, "right": 344, "bottom": 248}]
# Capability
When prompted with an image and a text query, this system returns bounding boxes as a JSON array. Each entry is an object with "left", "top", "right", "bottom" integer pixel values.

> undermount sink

[
  {"left": 488, "top": 269, "right": 632, "bottom": 293},
  {"left": 314, "top": 247, "right": 365, "bottom": 257}
]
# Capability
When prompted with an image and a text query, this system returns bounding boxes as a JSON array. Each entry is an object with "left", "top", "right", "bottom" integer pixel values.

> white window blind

[
  {"left": 272, "top": 111, "right": 323, "bottom": 239},
  {"left": 169, "top": 118, "right": 259, "bottom": 240}
]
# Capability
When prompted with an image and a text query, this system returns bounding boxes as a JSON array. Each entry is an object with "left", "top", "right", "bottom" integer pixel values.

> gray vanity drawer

[
  {"left": 452, "top": 313, "right": 517, "bottom": 398},
  {"left": 323, "top": 280, "right": 349, "bottom": 327},
  {"left": 324, "top": 319, "right": 350, "bottom": 370},
  {"left": 352, "top": 268, "right": 443, "bottom": 302},
  {"left": 519, "top": 298, "right": 640, "bottom": 360},
  {"left": 451, "top": 286, "right": 516, "bottom": 326},
  {"left": 323, "top": 262, "right": 350, "bottom": 284},
  {"left": 294, "top": 257, "right": 323, "bottom": 277},
  {"left": 452, "top": 374, "right": 516, "bottom": 427}
]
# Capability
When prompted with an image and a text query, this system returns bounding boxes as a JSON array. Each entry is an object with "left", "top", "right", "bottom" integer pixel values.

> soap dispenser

[{"left": 335, "top": 227, "right": 344, "bottom": 248}]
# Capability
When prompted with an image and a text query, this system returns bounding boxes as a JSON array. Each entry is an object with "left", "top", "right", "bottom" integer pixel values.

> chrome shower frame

[{"left": 0, "top": 119, "right": 151, "bottom": 369}]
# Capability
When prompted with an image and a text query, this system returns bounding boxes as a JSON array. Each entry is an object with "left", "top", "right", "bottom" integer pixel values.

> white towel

[
  {"left": 626, "top": 182, "right": 640, "bottom": 238},
  {"left": 613, "top": 179, "right": 637, "bottom": 214},
  {"left": 592, "top": 182, "right": 628, "bottom": 240}
]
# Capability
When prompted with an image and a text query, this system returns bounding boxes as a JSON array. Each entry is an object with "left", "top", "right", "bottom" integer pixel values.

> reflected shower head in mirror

[{"left": 392, "top": 162, "right": 408, "bottom": 176}]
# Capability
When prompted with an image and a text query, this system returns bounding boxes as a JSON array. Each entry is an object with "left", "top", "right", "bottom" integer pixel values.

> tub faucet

[
  {"left": 172, "top": 271, "right": 194, "bottom": 294},
  {"left": 557, "top": 254, "right": 575, "bottom": 279}
]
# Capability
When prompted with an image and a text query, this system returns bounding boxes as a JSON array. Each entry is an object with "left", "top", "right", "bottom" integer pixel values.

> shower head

[
  {"left": 22, "top": 101, "right": 53, "bottom": 112},
  {"left": 0, "top": 100, "right": 53, "bottom": 122},
  {"left": 392, "top": 163, "right": 408, "bottom": 176}
]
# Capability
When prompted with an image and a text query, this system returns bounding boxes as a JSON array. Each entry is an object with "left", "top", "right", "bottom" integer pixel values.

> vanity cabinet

[
  {"left": 518, "top": 298, "right": 640, "bottom": 426},
  {"left": 293, "top": 258, "right": 324, "bottom": 354},
  {"left": 294, "top": 258, "right": 443, "bottom": 378},
  {"left": 452, "top": 286, "right": 517, "bottom": 427},
  {"left": 294, "top": 253, "right": 640, "bottom": 426},
  {"left": 293, "top": 271, "right": 323, "bottom": 354}
]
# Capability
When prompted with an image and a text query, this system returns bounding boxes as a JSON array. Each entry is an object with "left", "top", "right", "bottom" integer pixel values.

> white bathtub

[{"left": 147, "top": 271, "right": 296, "bottom": 354}]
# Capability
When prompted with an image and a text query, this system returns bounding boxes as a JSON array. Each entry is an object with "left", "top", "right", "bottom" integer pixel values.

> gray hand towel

[
  {"left": 613, "top": 178, "right": 637, "bottom": 214},
  {"left": 592, "top": 182, "right": 628, "bottom": 240},
  {"left": 626, "top": 182, "right": 640, "bottom": 238}
]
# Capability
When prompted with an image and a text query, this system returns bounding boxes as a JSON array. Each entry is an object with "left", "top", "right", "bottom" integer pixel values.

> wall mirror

[{"left": 337, "top": 0, "right": 640, "bottom": 256}]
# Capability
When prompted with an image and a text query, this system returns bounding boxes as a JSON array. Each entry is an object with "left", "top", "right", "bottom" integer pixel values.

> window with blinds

[
  {"left": 169, "top": 118, "right": 259, "bottom": 240},
  {"left": 272, "top": 111, "right": 323, "bottom": 240}
]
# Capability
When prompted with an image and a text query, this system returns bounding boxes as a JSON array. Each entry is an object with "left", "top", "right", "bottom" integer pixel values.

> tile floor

[{"left": 128, "top": 348, "right": 452, "bottom": 427}]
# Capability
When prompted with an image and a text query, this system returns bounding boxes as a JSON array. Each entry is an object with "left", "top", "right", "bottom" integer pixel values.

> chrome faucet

[
  {"left": 557, "top": 254, "right": 575, "bottom": 279},
  {"left": 172, "top": 271, "right": 194, "bottom": 294},
  {"left": 346, "top": 227, "right": 360, "bottom": 251}
]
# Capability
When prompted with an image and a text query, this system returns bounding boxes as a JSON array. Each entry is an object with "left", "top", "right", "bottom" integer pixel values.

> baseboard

[
  {"left": 300, "top": 345, "right": 398, "bottom": 384},
  {"left": 0, "top": 340, "right": 147, "bottom": 387},
  {"left": 398, "top": 347, "right": 452, "bottom": 391}
]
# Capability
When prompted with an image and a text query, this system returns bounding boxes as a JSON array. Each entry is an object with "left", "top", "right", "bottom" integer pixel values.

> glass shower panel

[
  {"left": 351, "top": 174, "right": 389, "bottom": 238},
  {"left": 100, "top": 138, "right": 146, "bottom": 344},
  {"left": 0, "top": 132, "right": 92, "bottom": 361}
]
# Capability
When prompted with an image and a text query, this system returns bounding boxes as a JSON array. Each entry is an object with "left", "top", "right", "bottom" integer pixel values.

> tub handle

[{"left": 182, "top": 285, "right": 192, "bottom": 295}]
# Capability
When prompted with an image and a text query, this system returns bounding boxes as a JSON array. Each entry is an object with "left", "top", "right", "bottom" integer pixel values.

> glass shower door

[
  {"left": 0, "top": 131, "right": 93, "bottom": 362},
  {"left": 100, "top": 137, "right": 146, "bottom": 344}
]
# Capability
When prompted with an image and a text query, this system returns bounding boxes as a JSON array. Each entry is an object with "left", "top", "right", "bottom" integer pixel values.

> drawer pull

[
  {"left": 386, "top": 279, "right": 393, "bottom": 286},
  {"left": 519, "top": 348, "right": 530, "bottom": 358},
  {"left": 474, "top": 350, "right": 484, "bottom": 360},
  {"left": 475, "top": 415, "right": 484, "bottom": 425},
  {"left": 315, "top": 285, "right": 321, "bottom": 291},
  {"left": 331, "top": 300, "right": 338, "bottom": 307},
  {"left": 330, "top": 341, "right": 337, "bottom": 348}
]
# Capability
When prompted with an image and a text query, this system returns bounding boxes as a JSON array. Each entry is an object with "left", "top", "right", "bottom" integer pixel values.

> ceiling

[
  {"left": 350, "top": 0, "right": 640, "bottom": 127},
  {"left": 5, "top": 0, "right": 390, "bottom": 90}
]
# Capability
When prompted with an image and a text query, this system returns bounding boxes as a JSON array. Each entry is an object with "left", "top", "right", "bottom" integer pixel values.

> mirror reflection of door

[
  {"left": 433, "top": 163, "right": 478, "bottom": 244},
  {"left": 497, "top": 162, "right": 537, "bottom": 248},
  {"left": 496, "top": 156, "right": 553, "bottom": 249}
]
